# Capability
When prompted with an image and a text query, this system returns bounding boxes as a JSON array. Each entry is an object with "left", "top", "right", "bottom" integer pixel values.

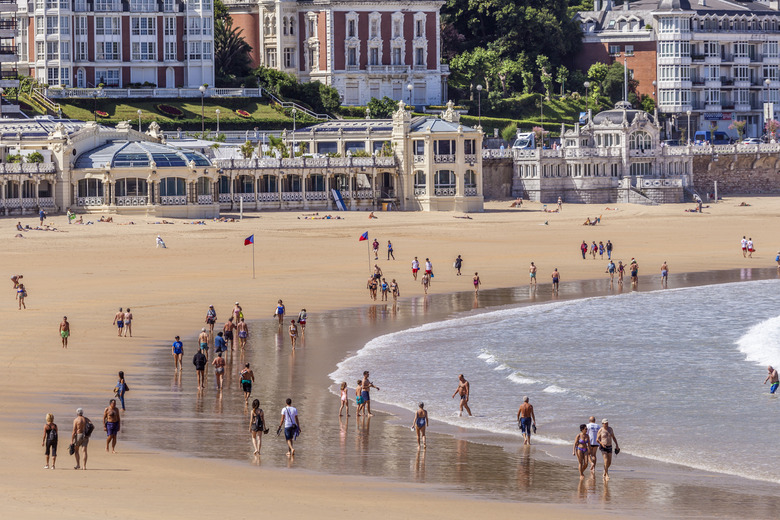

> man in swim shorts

[
  {"left": 597, "top": 419, "right": 620, "bottom": 480},
  {"left": 102, "top": 399, "right": 120, "bottom": 453},
  {"left": 198, "top": 328, "right": 210, "bottom": 361},
  {"left": 551, "top": 268, "right": 560, "bottom": 293},
  {"left": 113, "top": 308, "right": 124, "bottom": 336},
  {"left": 71, "top": 408, "right": 89, "bottom": 470},
  {"left": 412, "top": 257, "right": 420, "bottom": 280},
  {"left": 237, "top": 318, "right": 249, "bottom": 350},
  {"left": 529, "top": 262, "right": 537, "bottom": 286},
  {"left": 764, "top": 365, "right": 779, "bottom": 393},
  {"left": 451, "top": 374, "right": 472, "bottom": 417},
  {"left": 59, "top": 316, "right": 70, "bottom": 348},
  {"left": 223, "top": 317, "right": 235, "bottom": 350},
  {"left": 240, "top": 363, "right": 254, "bottom": 402},
  {"left": 361, "top": 371, "right": 379, "bottom": 416},
  {"left": 517, "top": 396, "right": 536, "bottom": 445},
  {"left": 586, "top": 416, "right": 600, "bottom": 474},
  {"left": 660, "top": 261, "right": 669, "bottom": 287}
]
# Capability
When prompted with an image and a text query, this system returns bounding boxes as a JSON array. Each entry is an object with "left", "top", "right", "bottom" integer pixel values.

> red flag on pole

[
  {"left": 359, "top": 231, "right": 368, "bottom": 241},
  {"left": 244, "top": 235, "right": 254, "bottom": 246}
]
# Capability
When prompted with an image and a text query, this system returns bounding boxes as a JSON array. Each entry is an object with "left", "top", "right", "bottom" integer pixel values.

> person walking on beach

[
  {"left": 71, "top": 408, "right": 91, "bottom": 470},
  {"left": 59, "top": 316, "right": 70, "bottom": 348},
  {"left": 205, "top": 305, "right": 217, "bottom": 335},
  {"left": 387, "top": 240, "right": 395, "bottom": 260},
  {"left": 250, "top": 399, "right": 266, "bottom": 455},
  {"left": 380, "top": 278, "right": 389, "bottom": 301},
  {"left": 473, "top": 272, "right": 481, "bottom": 295},
  {"left": 102, "top": 399, "right": 120, "bottom": 454},
  {"left": 597, "top": 419, "right": 620, "bottom": 480},
  {"left": 277, "top": 398, "right": 300, "bottom": 457},
  {"left": 598, "top": 241, "right": 605, "bottom": 259},
  {"left": 338, "top": 382, "right": 349, "bottom": 417},
  {"left": 156, "top": 235, "right": 166, "bottom": 248},
  {"left": 11, "top": 274, "right": 22, "bottom": 288},
  {"left": 289, "top": 319, "right": 298, "bottom": 349},
  {"left": 454, "top": 255, "right": 463, "bottom": 276},
  {"left": 367, "top": 276, "right": 378, "bottom": 300},
  {"left": 43, "top": 413, "right": 58, "bottom": 469},
  {"left": 764, "top": 366, "right": 779, "bottom": 393},
  {"left": 172, "top": 336, "right": 183, "bottom": 371},
  {"left": 529, "top": 262, "right": 537, "bottom": 286},
  {"left": 240, "top": 363, "right": 254, "bottom": 403},
  {"left": 198, "top": 328, "right": 210, "bottom": 361},
  {"left": 391, "top": 279, "right": 400, "bottom": 301},
  {"left": 451, "top": 374, "right": 472, "bottom": 417},
  {"left": 741, "top": 236, "right": 748, "bottom": 258},
  {"left": 237, "top": 318, "right": 249, "bottom": 350},
  {"left": 660, "top": 261, "right": 669, "bottom": 288},
  {"left": 223, "top": 317, "right": 235, "bottom": 350},
  {"left": 591, "top": 241, "right": 598, "bottom": 260},
  {"left": 233, "top": 302, "right": 243, "bottom": 323},
  {"left": 372, "top": 238, "right": 380, "bottom": 260},
  {"left": 747, "top": 237, "right": 755, "bottom": 258},
  {"left": 421, "top": 273, "right": 430, "bottom": 294},
  {"left": 17, "top": 282, "right": 27, "bottom": 310},
  {"left": 517, "top": 396, "right": 536, "bottom": 445},
  {"left": 617, "top": 261, "right": 625, "bottom": 286},
  {"left": 573, "top": 424, "right": 590, "bottom": 479},
  {"left": 274, "top": 300, "right": 286, "bottom": 332},
  {"left": 630, "top": 259, "right": 639, "bottom": 287},
  {"left": 551, "top": 268, "right": 560, "bottom": 294},
  {"left": 193, "top": 348, "right": 207, "bottom": 389},
  {"left": 297, "top": 309, "right": 307, "bottom": 338},
  {"left": 115, "top": 371, "right": 128, "bottom": 411},
  {"left": 606, "top": 260, "right": 616, "bottom": 286},
  {"left": 214, "top": 331, "right": 226, "bottom": 356},
  {"left": 413, "top": 402, "right": 428, "bottom": 450},
  {"left": 113, "top": 308, "right": 124, "bottom": 336},
  {"left": 123, "top": 308, "right": 133, "bottom": 337},
  {"left": 39, "top": 208, "right": 47, "bottom": 225},
  {"left": 606, "top": 240, "right": 613, "bottom": 260},
  {"left": 580, "top": 241, "right": 588, "bottom": 260},
  {"left": 361, "top": 371, "right": 379, "bottom": 417},
  {"left": 586, "top": 416, "right": 600, "bottom": 474},
  {"left": 425, "top": 259, "right": 433, "bottom": 281},
  {"left": 212, "top": 351, "right": 226, "bottom": 390},
  {"left": 412, "top": 257, "right": 420, "bottom": 280},
  {"left": 557, "top": 196, "right": 562, "bottom": 211}
]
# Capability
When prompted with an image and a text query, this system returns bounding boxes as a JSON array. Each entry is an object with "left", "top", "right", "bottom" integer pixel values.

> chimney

[
  {"left": 623, "top": 0, "right": 629, "bottom": 11},
  {"left": 595, "top": 0, "right": 602, "bottom": 11},
  {"left": 699, "top": 0, "right": 706, "bottom": 6}
]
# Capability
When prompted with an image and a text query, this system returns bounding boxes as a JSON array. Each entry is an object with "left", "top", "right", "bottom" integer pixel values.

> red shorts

[
  {"left": 412, "top": 268, "right": 419, "bottom": 273},
  {"left": 425, "top": 270, "right": 432, "bottom": 275}
]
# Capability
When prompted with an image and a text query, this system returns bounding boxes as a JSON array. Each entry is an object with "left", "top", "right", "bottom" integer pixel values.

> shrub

[{"left": 26, "top": 151, "right": 44, "bottom": 163}]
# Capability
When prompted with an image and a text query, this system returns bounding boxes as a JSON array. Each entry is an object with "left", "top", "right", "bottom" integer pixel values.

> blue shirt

[
  {"left": 214, "top": 336, "right": 226, "bottom": 352},
  {"left": 172, "top": 341, "right": 183, "bottom": 354}
]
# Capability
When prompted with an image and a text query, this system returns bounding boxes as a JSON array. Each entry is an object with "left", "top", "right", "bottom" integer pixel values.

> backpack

[
  {"left": 254, "top": 410, "right": 264, "bottom": 431},
  {"left": 47, "top": 424, "right": 58, "bottom": 442},
  {"left": 84, "top": 418, "right": 95, "bottom": 437}
]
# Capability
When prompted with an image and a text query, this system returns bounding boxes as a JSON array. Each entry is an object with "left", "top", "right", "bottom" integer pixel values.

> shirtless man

[
  {"left": 451, "top": 374, "right": 472, "bottom": 417},
  {"left": 123, "top": 308, "right": 133, "bottom": 337},
  {"left": 551, "top": 268, "right": 560, "bottom": 294},
  {"left": 764, "top": 365, "right": 779, "bottom": 394},
  {"left": 212, "top": 352, "right": 226, "bottom": 390},
  {"left": 597, "top": 419, "right": 620, "bottom": 480},
  {"left": 223, "top": 317, "right": 235, "bottom": 350},
  {"left": 113, "top": 308, "right": 124, "bottom": 336},
  {"left": 529, "top": 262, "right": 537, "bottom": 286},
  {"left": 411, "top": 257, "right": 420, "bottom": 280},
  {"left": 198, "top": 328, "right": 210, "bottom": 361},
  {"left": 172, "top": 336, "right": 183, "bottom": 371},
  {"left": 361, "top": 371, "right": 380, "bottom": 416},
  {"left": 71, "top": 408, "right": 89, "bottom": 470},
  {"left": 102, "top": 399, "right": 120, "bottom": 453},
  {"left": 59, "top": 316, "right": 70, "bottom": 348},
  {"left": 517, "top": 396, "right": 536, "bottom": 445},
  {"left": 660, "top": 261, "right": 669, "bottom": 288},
  {"left": 205, "top": 305, "right": 217, "bottom": 334},
  {"left": 11, "top": 274, "right": 22, "bottom": 288},
  {"left": 236, "top": 318, "right": 249, "bottom": 350}
]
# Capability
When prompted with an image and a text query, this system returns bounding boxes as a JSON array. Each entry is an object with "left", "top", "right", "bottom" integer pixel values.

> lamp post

[
  {"left": 686, "top": 109, "right": 692, "bottom": 145},
  {"left": 137, "top": 109, "right": 142, "bottom": 132},
  {"left": 92, "top": 89, "right": 98, "bottom": 121},
  {"left": 215, "top": 109, "right": 220, "bottom": 135},
  {"left": 407, "top": 83, "right": 413, "bottom": 109},
  {"left": 476, "top": 84, "right": 483, "bottom": 128},
  {"left": 764, "top": 77, "right": 772, "bottom": 139},
  {"left": 0, "top": 86, "right": 5, "bottom": 119},
  {"left": 291, "top": 107, "right": 297, "bottom": 158},
  {"left": 199, "top": 84, "right": 207, "bottom": 133},
  {"left": 583, "top": 81, "right": 591, "bottom": 112},
  {"left": 365, "top": 107, "right": 370, "bottom": 120}
]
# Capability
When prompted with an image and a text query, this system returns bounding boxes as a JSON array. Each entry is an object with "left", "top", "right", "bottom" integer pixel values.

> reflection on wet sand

[{"left": 121, "top": 268, "right": 780, "bottom": 517}]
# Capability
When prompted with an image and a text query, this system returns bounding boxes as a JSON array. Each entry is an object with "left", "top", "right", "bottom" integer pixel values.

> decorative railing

[
  {"left": 464, "top": 187, "right": 478, "bottom": 196},
  {"left": 215, "top": 156, "right": 395, "bottom": 169},
  {"left": 306, "top": 191, "right": 327, "bottom": 200},
  {"left": 160, "top": 195, "right": 186, "bottom": 205},
  {"left": 116, "top": 196, "right": 147, "bottom": 206},
  {"left": 257, "top": 192, "right": 279, "bottom": 202},
  {"left": 197, "top": 194, "right": 213, "bottom": 204},
  {"left": 234, "top": 193, "right": 255, "bottom": 202},
  {"left": 434, "top": 187, "right": 456, "bottom": 196},
  {"left": 218, "top": 193, "right": 232, "bottom": 203},
  {"left": 434, "top": 154, "right": 455, "bottom": 163},
  {"left": 281, "top": 191, "right": 303, "bottom": 201},
  {"left": 482, "top": 149, "right": 514, "bottom": 159},
  {"left": 0, "top": 163, "right": 57, "bottom": 174},
  {"left": 640, "top": 179, "right": 683, "bottom": 188},
  {"left": 464, "top": 154, "right": 477, "bottom": 163},
  {"left": 414, "top": 187, "right": 426, "bottom": 196},
  {"left": 77, "top": 196, "right": 104, "bottom": 206},
  {"left": 3, "top": 198, "right": 19, "bottom": 208},
  {"left": 354, "top": 189, "right": 376, "bottom": 199},
  {"left": 413, "top": 155, "right": 425, "bottom": 163},
  {"left": 21, "top": 198, "right": 37, "bottom": 208},
  {"left": 41, "top": 86, "right": 264, "bottom": 100}
]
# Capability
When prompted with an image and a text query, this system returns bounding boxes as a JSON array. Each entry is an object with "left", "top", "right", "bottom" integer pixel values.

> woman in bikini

[
  {"left": 338, "top": 382, "right": 349, "bottom": 417},
  {"left": 390, "top": 279, "right": 400, "bottom": 301},
  {"left": 413, "top": 402, "right": 428, "bottom": 450},
  {"left": 617, "top": 261, "right": 625, "bottom": 286},
  {"left": 473, "top": 272, "right": 481, "bottom": 295},
  {"left": 421, "top": 273, "right": 430, "bottom": 295},
  {"left": 250, "top": 399, "right": 265, "bottom": 455},
  {"left": 573, "top": 423, "right": 590, "bottom": 479},
  {"left": 289, "top": 320, "right": 298, "bottom": 349}
]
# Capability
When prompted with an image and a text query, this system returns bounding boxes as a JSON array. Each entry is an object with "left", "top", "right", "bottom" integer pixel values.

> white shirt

[
  {"left": 281, "top": 406, "right": 298, "bottom": 427},
  {"left": 586, "top": 422, "right": 599, "bottom": 445},
  {"left": 412, "top": 260, "right": 419, "bottom": 270},
  {"left": 747, "top": 240, "right": 753, "bottom": 250},
  {"left": 741, "top": 238, "right": 747, "bottom": 249},
  {"left": 425, "top": 261, "right": 432, "bottom": 271}
]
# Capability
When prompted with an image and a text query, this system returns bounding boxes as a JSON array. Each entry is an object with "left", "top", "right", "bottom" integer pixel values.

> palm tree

[{"left": 215, "top": 18, "right": 252, "bottom": 79}]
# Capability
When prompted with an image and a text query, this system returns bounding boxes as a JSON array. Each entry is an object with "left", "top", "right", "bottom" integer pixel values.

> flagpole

[
  {"left": 367, "top": 238, "right": 371, "bottom": 274},
  {"left": 252, "top": 240, "right": 256, "bottom": 279}
]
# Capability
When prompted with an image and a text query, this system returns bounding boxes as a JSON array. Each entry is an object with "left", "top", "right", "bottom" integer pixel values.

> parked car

[
  {"left": 742, "top": 137, "right": 762, "bottom": 144},
  {"left": 662, "top": 139, "right": 680, "bottom": 146}
]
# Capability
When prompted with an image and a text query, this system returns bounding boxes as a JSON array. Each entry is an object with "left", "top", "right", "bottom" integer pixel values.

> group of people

[
  {"left": 112, "top": 308, "right": 133, "bottom": 337},
  {"left": 11, "top": 274, "right": 27, "bottom": 310},
  {"left": 580, "top": 239, "right": 614, "bottom": 261},
  {"left": 573, "top": 417, "right": 620, "bottom": 480},
  {"left": 741, "top": 236, "right": 756, "bottom": 258}
]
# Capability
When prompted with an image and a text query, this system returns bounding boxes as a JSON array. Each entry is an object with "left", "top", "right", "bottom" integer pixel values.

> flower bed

[
  {"left": 95, "top": 110, "right": 109, "bottom": 118},
  {"left": 236, "top": 109, "right": 251, "bottom": 118},
  {"left": 155, "top": 104, "right": 184, "bottom": 118}
]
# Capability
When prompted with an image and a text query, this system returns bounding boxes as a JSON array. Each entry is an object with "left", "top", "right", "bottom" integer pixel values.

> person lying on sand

[
  {"left": 454, "top": 215, "right": 473, "bottom": 219},
  {"left": 98, "top": 216, "right": 113, "bottom": 223},
  {"left": 118, "top": 221, "right": 135, "bottom": 225},
  {"left": 510, "top": 198, "right": 523, "bottom": 208},
  {"left": 368, "top": 212, "right": 378, "bottom": 219},
  {"left": 739, "top": 202, "right": 752, "bottom": 207}
]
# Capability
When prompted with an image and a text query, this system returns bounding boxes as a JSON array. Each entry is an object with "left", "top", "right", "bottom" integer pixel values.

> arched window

[
  {"left": 289, "top": 18, "right": 295, "bottom": 36},
  {"left": 77, "top": 178, "right": 104, "bottom": 198},
  {"left": 465, "top": 169, "right": 476, "bottom": 188},
  {"left": 283, "top": 17, "right": 288, "bottom": 36},
  {"left": 629, "top": 131, "right": 652, "bottom": 150},
  {"left": 259, "top": 174, "right": 277, "bottom": 193},
  {"left": 235, "top": 174, "right": 254, "bottom": 193}
]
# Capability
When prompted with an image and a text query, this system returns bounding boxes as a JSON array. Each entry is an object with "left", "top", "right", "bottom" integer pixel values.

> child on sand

[
  {"left": 339, "top": 382, "right": 350, "bottom": 417},
  {"left": 355, "top": 380, "right": 365, "bottom": 416}
]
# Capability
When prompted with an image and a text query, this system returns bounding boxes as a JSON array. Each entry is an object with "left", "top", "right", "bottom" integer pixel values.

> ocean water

[{"left": 331, "top": 279, "right": 780, "bottom": 484}]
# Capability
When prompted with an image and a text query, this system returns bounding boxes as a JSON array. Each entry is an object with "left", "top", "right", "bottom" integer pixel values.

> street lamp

[
  {"left": 92, "top": 86, "right": 103, "bottom": 122},
  {"left": 583, "top": 81, "right": 591, "bottom": 112},
  {"left": 199, "top": 84, "right": 207, "bottom": 133},
  {"left": 476, "top": 84, "right": 483, "bottom": 128},
  {"left": 365, "top": 107, "right": 370, "bottom": 120},
  {"left": 215, "top": 109, "right": 220, "bottom": 135},
  {"left": 291, "top": 108, "right": 297, "bottom": 158},
  {"left": 137, "top": 109, "right": 142, "bottom": 132},
  {"left": 686, "top": 109, "right": 692, "bottom": 145},
  {"left": 0, "top": 86, "right": 5, "bottom": 119},
  {"left": 407, "top": 83, "right": 413, "bottom": 109}
]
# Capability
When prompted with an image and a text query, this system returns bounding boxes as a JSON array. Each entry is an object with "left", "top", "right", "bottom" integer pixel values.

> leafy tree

[
  {"left": 6, "top": 153, "right": 22, "bottom": 163},
  {"left": 319, "top": 83, "right": 341, "bottom": 113},
  {"left": 640, "top": 94, "right": 655, "bottom": 114},
  {"left": 602, "top": 61, "right": 638, "bottom": 103},
  {"left": 215, "top": 18, "right": 253, "bottom": 80},
  {"left": 587, "top": 62, "right": 609, "bottom": 98},
  {"left": 536, "top": 55, "right": 553, "bottom": 100},
  {"left": 556, "top": 65, "right": 569, "bottom": 96},
  {"left": 26, "top": 152, "right": 44, "bottom": 163},
  {"left": 214, "top": 0, "right": 228, "bottom": 21},
  {"left": 497, "top": 58, "right": 524, "bottom": 96},
  {"left": 501, "top": 122, "right": 517, "bottom": 142},
  {"left": 449, "top": 47, "right": 500, "bottom": 97},
  {"left": 521, "top": 70, "right": 534, "bottom": 95},
  {"left": 367, "top": 96, "right": 399, "bottom": 119}
]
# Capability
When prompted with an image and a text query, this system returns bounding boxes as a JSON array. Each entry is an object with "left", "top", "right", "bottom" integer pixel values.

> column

[
  {"left": 371, "top": 171, "right": 377, "bottom": 210},
  {"left": 109, "top": 180, "right": 117, "bottom": 206},
  {"left": 253, "top": 175, "right": 259, "bottom": 210},
  {"left": 349, "top": 172, "right": 357, "bottom": 210},
  {"left": 35, "top": 179, "right": 40, "bottom": 209},
  {"left": 18, "top": 181, "right": 23, "bottom": 214},
  {"left": 1, "top": 180, "right": 6, "bottom": 216},
  {"left": 101, "top": 181, "right": 108, "bottom": 207},
  {"left": 154, "top": 181, "right": 161, "bottom": 205},
  {"left": 185, "top": 181, "right": 191, "bottom": 205},
  {"left": 277, "top": 172, "right": 283, "bottom": 207},
  {"left": 326, "top": 173, "right": 333, "bottom": 210},
  {"left": 51, "top": 179, "right": 58, "bottom": 212},
  {"left": 213, "top": 180, "right": 219, "bottom": 206},
  {"left": 229, "top": 172, "right": 235, "bottom": 204},
  {"left": 302, "top": 171, "right": 308, "bottom": 210}
]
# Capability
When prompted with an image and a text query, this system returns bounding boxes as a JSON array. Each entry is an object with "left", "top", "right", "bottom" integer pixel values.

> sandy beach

[{"left": 3, "top": 198, "right": 780, "bottom": 519}]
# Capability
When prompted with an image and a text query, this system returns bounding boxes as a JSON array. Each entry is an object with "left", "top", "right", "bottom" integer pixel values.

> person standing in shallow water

[
  {"left": 517, "top": 396, "right": 536, "bottom": 445},
  {"left": 473, "top": 272, "right": 481, "bottom": 295},
  {"left": 240, "top": 363, "right": 254, "bottom": 403},
  {"left": 102, "top": 399, "right": 120, "bottom": 454},
  {"left": 250, "top": 399, "right": 265, "bottom": 455},
  {"left": 413, "top": 402, "right": 428, "bottom": 450},
  {"left": 764, "top": 365, "right": 779, "bottom": 393},
  {"left": 573, "top": 424, "right": 590, "bottom": 479},
  {"left": 172, "top": 336, "right": 183, "bottom": 371},
  {"left": 451, "top": 374, "right": 472, "bottom": 417},
  {"left": 212, "top": 351, "right": 226, "bottom": 390},
  {"left": 277, "top": 398, "right": 300, "bottom": 457},
  {"left": 289, "top": 319, "right": 298, "bottom": 349}
]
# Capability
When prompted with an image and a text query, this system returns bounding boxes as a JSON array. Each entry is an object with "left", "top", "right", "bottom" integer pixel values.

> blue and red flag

[
  {"left": 359, "top": 231, "right": 368, "bottom": 241},
  {"left": 244, "top": 235, "right": 254, "bottom": 246}
]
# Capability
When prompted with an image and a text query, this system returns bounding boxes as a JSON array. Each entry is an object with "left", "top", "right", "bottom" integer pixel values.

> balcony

[
  {"left": 346, "top": 64, "right": 360, "bottom": 71},
  {"left": 366, "top": 65, "right": 408, "bottom": 74},
  {"left": 721, "top": 77, "right": 734, "bottom": 86},
  {"left": 691, "top": 54, "right": 705, "bottom": 62}
]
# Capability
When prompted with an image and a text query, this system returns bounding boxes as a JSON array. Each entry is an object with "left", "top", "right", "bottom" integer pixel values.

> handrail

[
  {"left": 31, "top": 88, "right": 60, "bottom": 115},
  {"left": 260, "top": 87, "right": 331, "bottom": 121}
]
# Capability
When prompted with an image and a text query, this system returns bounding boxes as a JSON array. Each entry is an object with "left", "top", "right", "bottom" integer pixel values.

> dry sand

[{"left": 2, "top": 197, "right": 779, "bottom": 519}]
